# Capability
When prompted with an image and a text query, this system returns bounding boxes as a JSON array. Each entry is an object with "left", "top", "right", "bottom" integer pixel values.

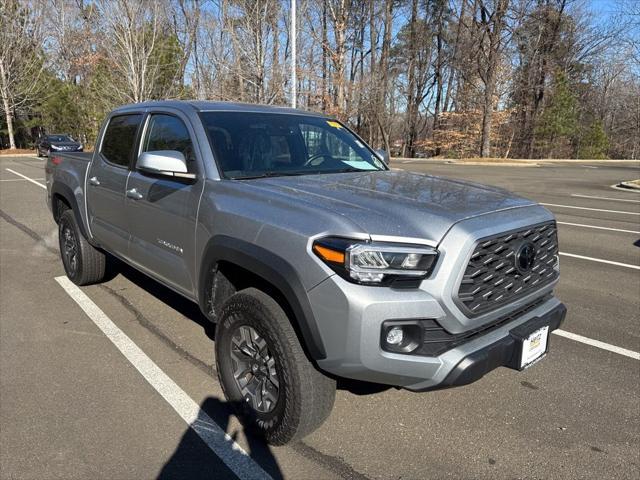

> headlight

[
  {"left": 50, "top": 144, "right": 61, "bottom": 150},
  {"left": 78, "top": 144, "right": 83, "bottom": 150},
  {"left": 312, "top": 237, "right": 438, "bottom": 286}
]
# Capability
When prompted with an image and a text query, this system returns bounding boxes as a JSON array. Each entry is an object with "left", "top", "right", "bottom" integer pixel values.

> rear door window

[{"left": 101, "top": 114, "right": 143, "bottom": 167}]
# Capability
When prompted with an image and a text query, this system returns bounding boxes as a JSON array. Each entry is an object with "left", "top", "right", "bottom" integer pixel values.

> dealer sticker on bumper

[{"left": 520, "top": 326, "right": 549, "bottom": 369}]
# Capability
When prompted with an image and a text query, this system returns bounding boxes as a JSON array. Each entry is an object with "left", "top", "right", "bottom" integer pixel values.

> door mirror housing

[
  {"left": 137, "top": 151, "right": 196, "bottom": 180},
  {"left": 375, "top": 149, "right": 390, "bottom": 165}
]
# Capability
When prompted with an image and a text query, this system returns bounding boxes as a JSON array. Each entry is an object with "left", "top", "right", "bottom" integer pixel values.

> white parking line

[
  {"left": 541, "top": 203, "right": 640, "bottom": 215},
  {"left": 0, "top": 177, "right": 46, "bottom": 182},
  {"left": 557, "top": 221, "right": 640, "bottom": 234},
  {"left": 553, "top": 330, "right": 640, "bottom": 360},
  {"left": 55, "top": 276, "right": 272, "bottom": 480},
  {"left": 559, "top": 252, "right": 640, "bottom": 270},
  {"left": 5, "top": 168, "right": 46, "bottom": 189},
  {"left": 571, "top": 194, "right": 640, "bottom": 204}
]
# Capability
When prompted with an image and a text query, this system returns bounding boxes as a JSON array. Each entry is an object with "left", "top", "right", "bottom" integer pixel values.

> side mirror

[
  {"left": 375, "top": 149, "right": 390, "bottom": 165},
  {"left": 137, "top": 151, "right": 196, "bottom": 180}
]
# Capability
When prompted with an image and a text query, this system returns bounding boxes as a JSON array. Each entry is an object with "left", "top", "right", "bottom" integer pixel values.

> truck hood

[{"left": 246, "top": 170, "right": 537, "bottom": 244}]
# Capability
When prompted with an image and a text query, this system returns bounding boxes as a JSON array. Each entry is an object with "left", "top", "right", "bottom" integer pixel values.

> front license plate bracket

[{"left": 509, "top": 316, "right": 552, "bottom": 370}]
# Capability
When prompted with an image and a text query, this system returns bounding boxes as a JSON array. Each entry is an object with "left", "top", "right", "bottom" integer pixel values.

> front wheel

[{"left": 215, "top": 288, "right": 336, "bottom": 445}]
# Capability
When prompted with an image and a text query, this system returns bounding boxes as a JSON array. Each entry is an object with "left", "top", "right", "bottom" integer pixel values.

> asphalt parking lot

[{"left": 1, "top": 155, "right": 638, "bottom": 479}]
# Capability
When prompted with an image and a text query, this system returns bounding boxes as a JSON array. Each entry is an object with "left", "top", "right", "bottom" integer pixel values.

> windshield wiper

[
  {"left": 233, "top": 167, "right": 380, "bottom": 180},
  {"left": 233, "top": 171, "right": 309, "bottom": 180},
  {"left": 332, "top": 167, "right": 375, "bottom": 173}
]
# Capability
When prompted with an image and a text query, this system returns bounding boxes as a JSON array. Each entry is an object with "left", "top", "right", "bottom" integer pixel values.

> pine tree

[
  {"left": 577, "top": 120, "right": 609, "bottom": 159},
  {"left": 534, "top": 71, "right": 578, "bottom": 158}
]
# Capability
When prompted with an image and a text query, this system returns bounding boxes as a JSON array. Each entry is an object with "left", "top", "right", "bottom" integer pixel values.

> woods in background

[{"left": 1, "top": 0, "right": 638, "bottom": 158}]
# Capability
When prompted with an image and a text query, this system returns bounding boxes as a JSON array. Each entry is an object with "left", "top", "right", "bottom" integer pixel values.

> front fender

[{"left": 198, "top": 235, "right": 327, "bottom": 360}]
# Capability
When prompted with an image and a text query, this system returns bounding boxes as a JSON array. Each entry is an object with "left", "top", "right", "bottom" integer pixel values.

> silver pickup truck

[{"left": 45, "top": 101, "right": 566, "bottom": 445}]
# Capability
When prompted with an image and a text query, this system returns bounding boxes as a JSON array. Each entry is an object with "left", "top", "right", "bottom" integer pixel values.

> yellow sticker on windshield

[{"left": 327, "top": 121, "right": 343, "bottom": 129}]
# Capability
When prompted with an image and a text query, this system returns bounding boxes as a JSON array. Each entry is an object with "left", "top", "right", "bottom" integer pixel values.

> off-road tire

[
  {"left": 215, "top": 288, "right": 336, "bottom": 445},
  {"left": 58, "top": 209, "right": 107, "bottom": 285}
]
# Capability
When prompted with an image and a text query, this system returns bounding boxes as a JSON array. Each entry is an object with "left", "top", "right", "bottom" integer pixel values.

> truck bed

[
  {"left": 45, "top": 150, "right": 95, "bottom": 231},
  {"left": 52, "top": 151, "right": 93, "bottom": 162}
]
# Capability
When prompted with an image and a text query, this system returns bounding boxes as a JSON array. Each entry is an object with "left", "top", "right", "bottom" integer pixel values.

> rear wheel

[
  {"left": 215, "top": 288, "right": 336, "bottom": 445},
  {"left": 58, "top": 209, "right": 107, "bottom": 285}
]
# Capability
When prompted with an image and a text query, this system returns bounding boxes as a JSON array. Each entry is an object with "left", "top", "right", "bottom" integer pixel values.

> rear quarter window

[{"left": 101, "top": 114, "right": 143, "bottom": 167}]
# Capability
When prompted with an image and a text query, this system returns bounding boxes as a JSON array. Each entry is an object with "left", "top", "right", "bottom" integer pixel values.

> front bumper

[
  {"left": 310, "top": 273, "right": 565, "bottom": 391},
  {"left": 417, "top": 302, "right": 566, "bottom": 391}
]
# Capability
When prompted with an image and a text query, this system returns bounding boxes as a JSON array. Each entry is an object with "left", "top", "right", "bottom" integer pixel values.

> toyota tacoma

[{"left": 45, "top": 101, "right": 566, "bottom": 445}]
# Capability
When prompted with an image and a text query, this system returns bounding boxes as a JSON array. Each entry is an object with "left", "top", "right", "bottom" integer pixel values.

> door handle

[
  {"left": 89, "top": 176, "right": 100, "bottom": 186},
  {"left": 126, "top": 188, "right": 144, "bottom": 200}
]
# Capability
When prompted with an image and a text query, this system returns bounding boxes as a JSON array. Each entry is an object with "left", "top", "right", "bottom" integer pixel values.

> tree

[
  {"left": 475, "top": 0, "right": 509, "bottom": 157},
  {"left": 394, "top": 0, "right": 433, "bottom": 157},
  {"left": 534, "top": 71, "right": 577, "bottom": 157},
  {"left": 32, "top": 76, "right": 85, "bottom": 139},
  {"left": 577, "top": 119, "right": 608, "bottom": 159},
  {"left": 1, "top": 0, "right": 638, "bottom": 159},
  {"left": 326, "top": 0, "right": 353, "bottom": 117},
  {"left": 0, "top": 0, "right": 46, "bottom": 149},
  {"left": 96, "top": 0, "right": 166, "bottom": 103}
]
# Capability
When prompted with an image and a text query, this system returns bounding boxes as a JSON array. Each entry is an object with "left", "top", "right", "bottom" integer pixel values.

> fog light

[
  {"left": 386, "top": 326, "right": 404, "bottom": 345},
  {"left": 381, "top": 323, "right": 422, "bottom": 354}
]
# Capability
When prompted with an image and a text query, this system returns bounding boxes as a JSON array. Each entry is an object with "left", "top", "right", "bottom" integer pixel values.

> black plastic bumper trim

[{"left": 418, "top": 302, "right": 566, "bottom": 391}]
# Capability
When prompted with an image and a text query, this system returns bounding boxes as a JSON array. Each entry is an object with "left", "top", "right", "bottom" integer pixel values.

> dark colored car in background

[{"left": 36, "top": 134, "right": 83, "bottom": 157}]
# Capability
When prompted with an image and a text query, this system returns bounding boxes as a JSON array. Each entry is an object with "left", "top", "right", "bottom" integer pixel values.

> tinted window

[
  {"left": 200, "top": 112, "right": 384, "bottom": 179},
  {"left": 141, "top": 114, "right": 196, "bottom": 172},
  {"left": 101, "top": 114, "right": 142, "bottom": 167},
  {"left": 47, "top": 135, "right": 73, "bottom": 142}
]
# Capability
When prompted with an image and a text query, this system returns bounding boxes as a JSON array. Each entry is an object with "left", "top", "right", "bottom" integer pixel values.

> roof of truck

[{"left": 112, "top": 100, "right": 329, "bottom": 118}]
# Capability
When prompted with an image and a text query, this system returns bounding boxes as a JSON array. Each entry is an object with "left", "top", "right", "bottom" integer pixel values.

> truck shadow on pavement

[
  {"left": 113, "top": 257, "right": 394, "bottom": 399},
  {"left": 109, "top": 256, "right": 217, "bottom": 342},
  {"left": 111, "top": 256, "right": 392, "bottom": 396},
  {"left": 158, "top": 397, "right": 284, "bottom": 480}
]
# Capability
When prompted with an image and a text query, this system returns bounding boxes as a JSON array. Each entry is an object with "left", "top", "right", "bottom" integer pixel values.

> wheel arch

[
  {"left": 50, "top": 181, "right": 89, "bottom": 239},
  {"left": 198, "top": 236, "right": 327, "bottom": 361}
]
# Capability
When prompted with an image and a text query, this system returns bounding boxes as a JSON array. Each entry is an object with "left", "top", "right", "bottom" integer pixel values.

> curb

[
  {"left": 611, "top": 181, "right": 640, "bottom": 192},
  {"left": 448, "top": 161, "right": 539, "bottom": 167},
  {"left": 393, "top": 159, "right": 538, "bottom": 167},
  {"left": 0, "top": 153, "right": 39, "bottom": 158},
  {"left": 530, "top": 159, "right": 639, "bottom": 164},
  {"left": 391, "top": 157, "right": 639, "bottom": 164}
]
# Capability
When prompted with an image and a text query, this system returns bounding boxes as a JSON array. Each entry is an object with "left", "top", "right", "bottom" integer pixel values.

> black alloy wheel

[{"left": 229, "top": 324, "right": 280, "bottom": 414}]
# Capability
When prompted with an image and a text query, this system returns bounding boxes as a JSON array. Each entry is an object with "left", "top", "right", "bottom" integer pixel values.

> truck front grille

[{"left": 456, "top": 222, "right": 559, "bottom": 317}]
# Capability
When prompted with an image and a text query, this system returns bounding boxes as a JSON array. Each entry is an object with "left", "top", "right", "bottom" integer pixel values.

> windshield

[
  {"left": 47, "top": 135, "right": 73, "bottom": 142},
  {"left": 200, "top": 112, "right": 386, "bottom": 179}
]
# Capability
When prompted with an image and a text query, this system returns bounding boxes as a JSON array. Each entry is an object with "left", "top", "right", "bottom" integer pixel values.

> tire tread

[{"left": 216, "top": 288, "right": 336, "bottom": 445}]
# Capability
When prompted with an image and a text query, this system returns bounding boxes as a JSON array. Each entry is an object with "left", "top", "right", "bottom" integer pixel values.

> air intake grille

[
  {"left": 412, "top": 295, "right": 550, "bottom": 356},
  {"left": 457, "top": 222, "right": 559, "bottom": 316}
]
